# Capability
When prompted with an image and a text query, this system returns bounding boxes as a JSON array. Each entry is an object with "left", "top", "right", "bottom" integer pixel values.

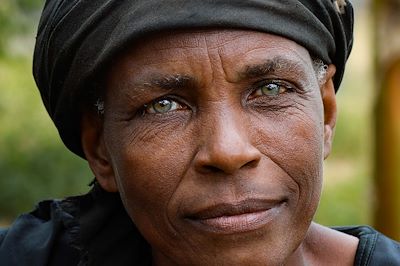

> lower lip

[{"left": 187, "top": 205, "right": 283, "bottom": 234}]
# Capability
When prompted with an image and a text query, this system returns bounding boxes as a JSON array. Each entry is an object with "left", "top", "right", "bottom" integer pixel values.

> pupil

[
  {"left": 159, "top": 100, "right": 169, "bottom": 107},
  {"left": 155, "top": 99, "right": 172, "bottom": 112},
  {"left": 262, "top": 84, "right": 279, "bottom": 95}
]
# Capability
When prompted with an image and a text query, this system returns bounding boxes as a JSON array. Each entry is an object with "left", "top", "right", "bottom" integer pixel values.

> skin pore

[{"left": 81, "top": 29, "right": 359, "bottom": 265}]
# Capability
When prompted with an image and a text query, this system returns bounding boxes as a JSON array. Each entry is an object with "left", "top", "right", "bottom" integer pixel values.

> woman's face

[{"left": 96, "top": 29, "right": 331, "bottom": 265}]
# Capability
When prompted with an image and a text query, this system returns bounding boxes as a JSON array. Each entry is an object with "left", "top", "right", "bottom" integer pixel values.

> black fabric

[
  {"left": 336, "top": 226, "right": 400, "bottom": 266},
  {"left": 0, "top": 200, "right": 81, "bottom": 266},
  {"left": 33, "top": 0, "right": 354, "bottom": 158},
  {"left": 0, "top": 186, "right": 152, "bottom": 266},
  {"left": 1, "top": 187, "right": 399, "bottom": 265},
  {"left": 77, "top": 185, "right": 151, "bottom": 266}
]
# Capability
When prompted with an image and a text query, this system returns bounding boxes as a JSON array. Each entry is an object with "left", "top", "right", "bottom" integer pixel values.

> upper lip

[{"left": 185, "top": 198, "right": 286, "bottom": 220}]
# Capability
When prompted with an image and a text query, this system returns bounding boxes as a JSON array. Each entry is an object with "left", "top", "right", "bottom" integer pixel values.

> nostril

[
  {"left": 202, "top": 165, "right": 224, "bottom": 173},
  {"left": 242, "top": 159, "right": 259, "bottom": 169},
  {"left": 197, "top": 156, "right": 260, "bottom": 175},
  {"left": 193, "top": 124, "right": 262, "bottom": 174}
]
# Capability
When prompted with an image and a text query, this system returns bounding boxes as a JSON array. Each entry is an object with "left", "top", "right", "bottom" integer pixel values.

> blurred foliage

[
  {"left": 0, "top": 56, "right": 92, "bottom": 221},
  {"left": 0, "top": 0, "right": 92, "bottom": 222},
  {"left": 0, "top": 0, "right": 42, "bottom": 55},
  {"left": 315, "top": 10, "right": 375, "bottom": 226},
  {"left": 0, "top": 2, "right": 374, "bottom": 229}
]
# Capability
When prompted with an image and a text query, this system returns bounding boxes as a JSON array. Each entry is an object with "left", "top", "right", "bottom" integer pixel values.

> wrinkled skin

[{"left": 81, "top": 29, "right": 356, "bottom": 265}]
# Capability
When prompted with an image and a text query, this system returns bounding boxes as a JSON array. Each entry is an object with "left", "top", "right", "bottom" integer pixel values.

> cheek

[
  {"left": 104, "top": 119, "right": 194, "bottom": 238},
  {"left": 251, "top": 102, "right": 324, "bottom": 209}
]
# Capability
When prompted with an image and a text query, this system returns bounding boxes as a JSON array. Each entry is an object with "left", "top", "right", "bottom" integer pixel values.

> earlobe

[
  {"left": 81, "top": 112, "right": 118, "bottom": 192},
  {"left": 321, "top": 65, "right": 337, "bottom": 159}
]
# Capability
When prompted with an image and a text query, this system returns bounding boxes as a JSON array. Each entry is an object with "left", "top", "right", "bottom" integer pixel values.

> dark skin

[{"left": 81, "top": 29, "right": 359, "bottom": 265}]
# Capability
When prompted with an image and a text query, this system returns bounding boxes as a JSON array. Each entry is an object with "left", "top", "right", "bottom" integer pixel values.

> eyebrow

[
  {"left": 132, "top": 57, "right": 307, "bottom": 92},
  {"left": 239, "top": 56, "right": 307, "bottom": 80},
  {"left": 141, "top": 74, "right": 196, "bottom": 91}
]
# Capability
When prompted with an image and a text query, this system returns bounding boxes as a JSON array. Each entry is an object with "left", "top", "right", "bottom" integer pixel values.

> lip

[{"left": 184, "top": 198, "right": 286, "bottom": 234}]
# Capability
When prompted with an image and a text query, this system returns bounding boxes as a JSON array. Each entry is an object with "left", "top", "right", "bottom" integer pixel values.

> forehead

[
  {"left": 107, "top": 29, "right": 316, "bottom": 92},
  {"left": 114, "top": 29, "right": 313, "bottom": 69}
]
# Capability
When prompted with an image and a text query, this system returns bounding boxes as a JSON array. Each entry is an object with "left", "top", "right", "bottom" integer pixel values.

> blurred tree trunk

[{"left": 373, "top": 0, "right": 400, "bottom": 241}]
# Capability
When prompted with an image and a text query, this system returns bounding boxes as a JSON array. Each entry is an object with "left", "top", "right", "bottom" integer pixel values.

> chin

[{"left": 151, "top": 207, "right": 310, "bottom": 266}]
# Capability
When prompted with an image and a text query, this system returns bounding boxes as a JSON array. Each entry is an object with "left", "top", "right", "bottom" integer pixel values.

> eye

[
  {"left": 144, "top": 98, "right": 186, "bottom": 114},
  {"left": 251, "top": 81, "right": 291, "bottom": 98}
]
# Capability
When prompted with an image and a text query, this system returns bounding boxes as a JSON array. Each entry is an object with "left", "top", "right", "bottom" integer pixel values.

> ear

[
  {"left": 321, "top": 65, "right": 337, "bottom": 159},
  {"left": 81, "top": 112, "right": 118, "bottom": 192}
]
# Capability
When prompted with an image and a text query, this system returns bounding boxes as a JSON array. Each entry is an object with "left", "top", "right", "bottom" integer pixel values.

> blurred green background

[{"left": 0, "top": 0, "right": 377, "bottom": 228}]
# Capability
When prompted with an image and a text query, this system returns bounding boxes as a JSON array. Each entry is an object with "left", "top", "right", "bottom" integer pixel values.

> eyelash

[
  {"left": 140, "top": 96, "right": 188, "bottom": 115},
  {"left": 139, "top": 80, "right": 296, "bottom": 115},
  {"left": 249, "top": 79, "right": 295, "bottom": 99}
]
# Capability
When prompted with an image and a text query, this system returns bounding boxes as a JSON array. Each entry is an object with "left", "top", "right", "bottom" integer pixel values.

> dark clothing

[
  {"left": 0, "top": 186, "right": 151, "bottom": 266},
  {"left": 1, "top": 186, "right": 399, "bottom": 266},
  {"left": 33, "top": 0, "right": 354, "bottom": 158},
  {"left": 338, "top": 226, "right": 400, "bottom": 266}
]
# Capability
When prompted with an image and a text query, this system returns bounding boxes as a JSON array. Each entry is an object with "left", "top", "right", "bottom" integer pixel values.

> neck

[{"left": 287, "top": 222, "right": 359, "bottom": 266}]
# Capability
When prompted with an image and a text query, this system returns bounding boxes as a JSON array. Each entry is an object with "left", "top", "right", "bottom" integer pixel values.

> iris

[
  {"left": 252, "top": 81, "right": 289, "bottom": 97},
  {"left": 145, "top": 98, "right": 182, "bottom": 114},
  {"left": 261, "top": 83, "right": 284, "bottom": 96}
]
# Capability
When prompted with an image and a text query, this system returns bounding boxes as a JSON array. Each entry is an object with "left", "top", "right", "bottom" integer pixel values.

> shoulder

[
  {"left": 335, "top": 225, "right": 400, "bottom": 266},
  {"left": 0, "top": 199, "right": 81, "bottom": 266},
  {"left": 0, "top": 185, "right": 152, "bottom": 266},
  {"left": 0, "top": 227, "right": 8, "bottom": 247}
]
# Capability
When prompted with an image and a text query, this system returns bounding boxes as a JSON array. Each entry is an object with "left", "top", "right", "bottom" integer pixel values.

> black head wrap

[{"left": 33, "top": 0, "right": 354, "bottom": 158}]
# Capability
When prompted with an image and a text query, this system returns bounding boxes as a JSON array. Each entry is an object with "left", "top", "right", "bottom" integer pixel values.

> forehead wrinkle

[
  {"left": 143, "top": 33, "right": 203, "bottom": 51},
  {"left": 217, "top": 47, "right": 231, "bottom": 83},
  {"left": 202, "top": 30, "right": 250, "bottom": 50},
  {"left": 200, "top": 34, "right": 218, "bottom": 86},
  {"left": 124, "top": 48, "right": 206, "bottom": 67}
]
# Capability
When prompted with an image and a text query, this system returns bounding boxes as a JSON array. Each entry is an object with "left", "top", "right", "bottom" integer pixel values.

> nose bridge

[
  {"left": 212, "top": 106, "right": 247, "bottom": 152},
  {"left": 195, "top": 103, "right": 261, "bottom": 174}
]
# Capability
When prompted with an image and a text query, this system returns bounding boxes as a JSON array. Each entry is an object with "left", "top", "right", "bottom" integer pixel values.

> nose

[{"left": 193, "top": 110, "right": 262, "bottom": 175}]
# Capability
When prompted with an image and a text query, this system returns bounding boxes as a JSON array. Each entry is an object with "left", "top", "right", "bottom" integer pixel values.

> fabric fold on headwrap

[{"left": 33, "top": 0, "right": 354, "bottom": 158}]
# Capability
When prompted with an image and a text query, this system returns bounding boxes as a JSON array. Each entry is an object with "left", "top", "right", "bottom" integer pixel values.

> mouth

[{"left": 184, "top": 198, "right": 286, "bottom": 234}]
